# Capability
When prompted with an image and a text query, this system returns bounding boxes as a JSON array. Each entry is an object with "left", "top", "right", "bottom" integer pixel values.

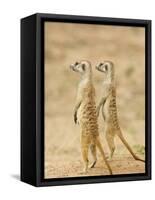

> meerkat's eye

[
  {"left": 104, "top": 64, "right": 108, "bottom": 71},
  {"left": 99, "top": 63, "right": 103, "bottom": 66},
  {"left": 81, "top": 63, "right": 86, "bottom": 71},
  {"left": 75, "top": 62, "right": 79, "bottom": 66}
]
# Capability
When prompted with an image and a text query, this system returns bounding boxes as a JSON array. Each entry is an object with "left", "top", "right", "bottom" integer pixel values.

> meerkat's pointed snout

[
  {"left": 70, "top": 61, "right": 80, "bottom": 72},
  {"left": 70, "top": 64, "right": 74, "bottom": 70},
  {"left": 95, "top": 64, "right": 102, "bottom": 71},
  {"left": 70, "top": 63, "right": 76, "bottom": 72},
  {"left": 95, "top": 62, "right": 104, "bottom": 72}
]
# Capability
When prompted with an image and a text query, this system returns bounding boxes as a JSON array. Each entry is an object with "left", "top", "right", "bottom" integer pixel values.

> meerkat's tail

[
  {"left": 96, "top": 137, "right": 113, "bottom": 175},
  {"left": 117, "top": 130, "right": 145, "bottom": 162}
]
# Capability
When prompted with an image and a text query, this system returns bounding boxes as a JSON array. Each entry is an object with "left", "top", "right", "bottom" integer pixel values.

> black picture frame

[{"left": 21, "top": 13, "right": 151, "bottom": 187}]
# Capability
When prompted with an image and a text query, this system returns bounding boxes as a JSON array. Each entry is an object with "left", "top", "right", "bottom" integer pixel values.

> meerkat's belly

[
  {"left": 104, "top": 96, "right": 119, "bottom": 129},
  {"left": 103, "top": 97, "right": 111, "bottom": 122},
  {"left": 78, "top": 101, "right": 99, "bottom": 136}
]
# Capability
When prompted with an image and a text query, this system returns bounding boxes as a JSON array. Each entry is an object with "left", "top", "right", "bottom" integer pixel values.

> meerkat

[
  {"left": 96, "top": 61, "right": 145, "bottom": 162},
  {"left": 70, "top": 60, "right": 112, "bottom": 174}
]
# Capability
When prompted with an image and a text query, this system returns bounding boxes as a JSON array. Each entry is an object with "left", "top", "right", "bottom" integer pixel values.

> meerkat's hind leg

[
  {"left": 81, "top": 146, "right": 89, "bottom": 173},
  {"left": 81, "top": 136, "right": 89, "bottom": 173},
  {"left": 96, "top": 136, "right": 113, "bottom": 175},
  {"left": 117, "top": 130, "right": 145, "bottom": 162},
  {"left": 105, "top": 129, "right": 116, "bottom": 160},
  {"left": 89, "top": 144, "right": 97, "bottom": 168}
]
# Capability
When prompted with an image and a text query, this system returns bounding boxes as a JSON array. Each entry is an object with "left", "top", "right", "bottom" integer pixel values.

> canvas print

[{"left": 44, "top": 22, "right": 145, "bottom": 179}]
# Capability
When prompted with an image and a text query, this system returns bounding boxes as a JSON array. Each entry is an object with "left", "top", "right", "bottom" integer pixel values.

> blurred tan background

[{"left": 44, "top": 22, "right": 145, "bottom": 178}]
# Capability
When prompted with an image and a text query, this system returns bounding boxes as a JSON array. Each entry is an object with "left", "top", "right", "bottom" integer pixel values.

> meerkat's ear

[{"left": 81, "top": 63, "right": 86, "bottom": 71}]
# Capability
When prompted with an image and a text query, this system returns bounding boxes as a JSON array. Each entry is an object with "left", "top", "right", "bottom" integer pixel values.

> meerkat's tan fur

[
  {"left": 70, "top": 60, "right": 112, "bottom": 174},
  {"left": 96, "top": 61, "right": 144, "bottom": 162}
]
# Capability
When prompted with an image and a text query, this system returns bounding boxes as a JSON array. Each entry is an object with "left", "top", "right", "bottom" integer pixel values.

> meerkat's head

[
  {"left": 70, "top": 60, "right": 92, "bottom": 77},
  {"left": 96, "top": 61, "right": 114, "bottom": 74}
]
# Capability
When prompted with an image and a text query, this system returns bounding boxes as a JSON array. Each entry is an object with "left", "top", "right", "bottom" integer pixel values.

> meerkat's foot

[
  {"left": 82, "top": 161, "right": 88, "bottom": 174},
  {"left": 107, "top": 156, "right": 113, "bottom": 161},
  {"left": 82, "top": 166, "right": 88, "bottom": 174},
  {"left": 79, "top": 166, "right": 88, "bottom": 174},
  {"left": 89, "top": 160, "right": 97, "bottom": 169},
  {"left": 108, "top": 154, "right": 114, "bottom": 161},
  {"left": 107, "top": 147, "right": 115, "bottom": 160}
]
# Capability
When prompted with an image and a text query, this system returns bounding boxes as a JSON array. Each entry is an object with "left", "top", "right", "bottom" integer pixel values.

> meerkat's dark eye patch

[
  {"left": 104, "top": 64, "right": 108, "bottom": 71},
  {"left": 99, "top": 63, "right": 103, "bottom": 66},
  {"left": 81, "top": 63, "right": 86, "bottom": 71},
  {"left": 75, "top": 62, "right": 79, "bottom": 66}
]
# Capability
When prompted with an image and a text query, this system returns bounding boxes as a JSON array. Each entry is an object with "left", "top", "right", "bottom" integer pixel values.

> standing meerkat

[
  {"left": 70, "top": 60, "right": 112, "bottom": 174},
  {"left": 96, "top": 61, "right": 145, "bottom": 162}
]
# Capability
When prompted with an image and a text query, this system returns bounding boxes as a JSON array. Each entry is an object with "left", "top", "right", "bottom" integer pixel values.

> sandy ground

[
  {"left": 45, "top": 156, "right": 145, "bottom": 178},
  {"left": 44, "top": 116, "right": 145, "bottom": 178},
  {"left": 44, "top": 22, "right": 145, "bottom": 178}
]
